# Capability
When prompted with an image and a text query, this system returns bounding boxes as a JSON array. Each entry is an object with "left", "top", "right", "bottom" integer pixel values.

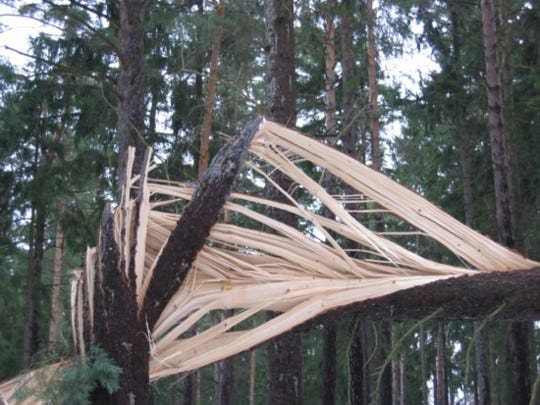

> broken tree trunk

[{"left": 90, "top": 117, "right": 262, "bottom": 404}]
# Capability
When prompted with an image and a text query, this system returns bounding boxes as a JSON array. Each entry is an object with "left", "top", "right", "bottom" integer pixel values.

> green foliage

[{"left": 38, "top": 346, "right": 122, "bottom": 405}]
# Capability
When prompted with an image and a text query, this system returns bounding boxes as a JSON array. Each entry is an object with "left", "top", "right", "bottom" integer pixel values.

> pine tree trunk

[
  {"left": 481, "top": 2, "right": 533, "bottom": 403},
  {"left": 116, "top": 0, "right": 147, "bottom": 190},
  {"left": 366, "top": 0, "right": 381, "bottom": 171},
  {"left": 435, "top": 323, "right": 447, "bottom": 405},
  {"left": 199, "top": 0, "right": 226, "bottom": 175},
  {"left": 474, "top": 321, "right": 491, "bottom": 405},
  {"left": 264, "top": 1, "right": 302, "bottom": 403},
  {"left": 480, "top": 0, "right": 514, "bottom": 248},
  {"left": 348, "top": 319, "right": 365, "bottom": 405},
  {"left": 322, "top": 321, "right": 337, "bottom": 405},
  {"left": 323, "top": 0, "right": 337, "bottom": 138},
  {"left": 48, "top": 199, "right": 65, "bottom": 349},
  {"left": 322, "top": 5, "right": 337, "bottom": 404},
  {"left": 340, "top": 0, "right": 356, "bottom": 156}
]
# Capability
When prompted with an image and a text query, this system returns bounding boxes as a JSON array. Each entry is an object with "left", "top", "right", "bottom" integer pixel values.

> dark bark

[
  {"left": 340, "top": 0, "right": 356, "bottom": 157},
  {"left": 481, "top": 2, "right": 533, "bottom": 403},
  {"left": 348, "top": 320, "right": 364, "bottom": 405},
  {"left": 91, "top": 205, "right": 150, "bottom": 405},
  {"left": 474, "top": 321, "right": 491, "bottom": 405},
  {"left": 214, "top": 309, "right": 234, "bottom": 405},
  {"left": 264, "top": 1, "right": 303, "bottom": 403},
  {"left": 435, "top": 323, "right": 448, "bottom": 405},
  {"left": 507, "top": 322, "right": 533, "bottom": 405},
  {"left": 366, "top": 0, "right": 381, "bottom": 171},
  {"left": 117, "top": 0, "right": 147, "bottom": 188},
  {"left": 23, "top": 201, "right": 46, "bottom": 364},
  {"left": 91, "top": 118, "right": 261, "bottom": 404},
  {"left": 322, "top": 321, "right": 337, "bottom": 405},
  {"left": 290, "top": 269, "right": 540, "bottom": 332},
  {"left": 480, "top": 0, "right": 514, "bottom": 248},
  {"left": 141, "top": 117, "right": 262, "bottom": 329}
]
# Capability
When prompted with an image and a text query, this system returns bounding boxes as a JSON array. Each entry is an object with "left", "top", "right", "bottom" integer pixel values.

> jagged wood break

[{"left": 1, "top": 119, "right": 537, "bottom": 402}]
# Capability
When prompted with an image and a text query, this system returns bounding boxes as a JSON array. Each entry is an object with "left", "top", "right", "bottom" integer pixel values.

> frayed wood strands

[{"left": 2, "top": 119, "right": 537, "bottom": 402}]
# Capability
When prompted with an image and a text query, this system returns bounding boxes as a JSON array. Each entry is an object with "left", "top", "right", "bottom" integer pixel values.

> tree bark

[
  {"left": 264, "top": 1, "right": 302, "bottom": 404},
  {"left": 366, "top": 0, "right": 381, "bottom": 171},
  {"left": 91, "top": 118, "right": 262, "bottom": 404},
  {"left": 481, "top": 2, "right": 533, "bottom": 403},
  {"left": 435, "top": 322, "right": 447, "bottom": 405},
  {"left": 48, "top": 199, "right": 65, "bottom": 349},
  {"left": 322, "top": 321, "right": 337, "bottom": 405},
  {"left": 340, "top": 0, "right": 356, "bottom": 157},
  {"left": 323, "top": 0, "right": 337, "bottom": 138},
  {"left": 480, "top": 0, "right": 514, "bottom": 248},
  {"left": 199, "top": 0, "right": 226, "bottom": 176},
  {"left": 348, "top": 319, "right": 366, "bottom": 405},
  {"left": 116, "top": 0, "right": 147, "bottom": 188}
]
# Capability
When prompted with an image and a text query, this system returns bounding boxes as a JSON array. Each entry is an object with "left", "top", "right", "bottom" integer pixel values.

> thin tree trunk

[
  {"left": 348, "top": 318, "right": 365, "bottom": 405},
  {"left": 248, "top": 319, "right": 257, "bottom": 405},
  {"left": 392, "top": 326, "right": 400, "bottom": 405},
  {"left": 322, "top": 4, "right": 337, "bottom": 404},
  {"left": 480, "top": 0, "right": 514, "bottom": 248},
  {"left": 435, "top": 323, "right": 447, "bottom": 405},
  {"left": 481, "top": 2, "right": 533, "bottom": 404},
  {"left": 213, "top": 310, "right": 233, "bottom": 405},
  {"left": 323, "top": 321, "right": 337, "bottom": 405},
  {"left": 340, "top": 0, "right": 356, "bottom": 156},
  {"left": 474, "top": 321, "right": 491, "bottom": 405},
  {"left": 420, "top": 324, "right": 428, "bottom": 405},
  {"left": 399, "top": 353, "right": 406, "bottom": 405},
  {"left": 366, "top": 0, "right": 381, "bottom": 171},
  {"left": 264, "top": 1, "right": 302, "bottom": 404},
  {"left": 116, "top": 0, "right": 147, "bottom": 189},
  {"left": 199, "top": 0, "right": 226, "bottom": 175},
  {"left": 323, "top": 0, "right": 337, "bottom": 138},
  {"left": 48, "top": 199, "right": 65, "bottom": 349}
]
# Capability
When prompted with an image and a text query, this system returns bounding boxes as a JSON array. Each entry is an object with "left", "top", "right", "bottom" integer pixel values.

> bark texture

[
  {"left": 264, "top": 1, "right": 303, "bottom": 403},
  {"left": 199, "top": 0, "right": 226, "bottom": 175},
  {"left": 480, "top": 0, "right": 514, "bottom": 248},
  {"left": 91, "top": 118, "right": 262, "bottom": 404},
  {"left": 48, "top": 199, "right": 65, "bottom": 348},
  {"left": 116, "top": 0, "right": 147, "bottom": 188}
]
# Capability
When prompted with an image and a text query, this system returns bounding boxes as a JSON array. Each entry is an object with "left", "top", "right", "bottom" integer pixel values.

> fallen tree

[{"left": 1, "top": 119, "right": 538, "bottom": 404}]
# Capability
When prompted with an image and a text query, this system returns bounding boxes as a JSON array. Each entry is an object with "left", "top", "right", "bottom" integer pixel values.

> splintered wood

[
  {"left": 2, "top": 119, "right": 537, "bottom": 402},
  {"left": 101, "top": 120, "right": 538, "bottom": 379}
]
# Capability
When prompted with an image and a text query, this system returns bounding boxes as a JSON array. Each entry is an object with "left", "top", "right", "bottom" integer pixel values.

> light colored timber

[{"left": 2, "top": 119, "right": 537, "bottom": 403}]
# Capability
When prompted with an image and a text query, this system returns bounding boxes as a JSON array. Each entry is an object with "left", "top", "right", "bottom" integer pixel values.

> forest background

[{"left": 0, "top": 0, "right": 538, "bottom": 404}]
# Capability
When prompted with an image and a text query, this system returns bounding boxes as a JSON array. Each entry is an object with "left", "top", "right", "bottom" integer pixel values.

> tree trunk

[
  {"left": 366, "top": 0, "right": 381, "bottom": 171},
  {"left": 48, "top": 199, "right": 65, "bottom": 349},
  {"left": 264, "top": 1, "right": 302, "bottom": 404},
  {"left": 480, "top": 0, "right": 514, "bottom": 248},
  {"left": 348, "top": 319, "right": 366, "bottom": 405},
  {"left": 435, "top": 323, "right": 447, "bottom": 405},
  {"left": 481, "top": 2, "right": 533, "bottom": 403},
  {"left": 322, "top": 5, "right": 337, "bottom": 404},
  {"left": 199, "top": 0, "right": 226, "bottom": 175},
  {"left": 323, "top": 0, "right": 337, "bottom": 138},
  {"left": 116, "top": 0, "right": 147, "bottom": 189},
  {"left": 474, "top": 321, "right": 491, "bottom": 405},
  {"left": 91, "top": 114, "right": 261, "bottom": 404},
  {"left": 323, "top": 321, "right": 337, "bottom": 405},
  {"left": 340, "top": 0, "right": 356, "bottom": 157}
]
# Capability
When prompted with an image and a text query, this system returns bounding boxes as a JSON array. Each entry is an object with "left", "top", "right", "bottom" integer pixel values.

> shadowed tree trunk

[
  {"left": 435, "top": 322, "right": 447, "bottom": 405},
  {"left": 264, "top": 0, "right": 302, "bottom": 404},
  {"left": 48, "top": 199, "right": 65, "bottom": 349},
  {"left": 480, "top": 2, "right": 533, "bottom": 404},
  {"left": 116, "top": 0, "right": 147, "bottom": 191},
  {"left": 322, "top": 3, "right": 338, "bottom": 404},
  {"left": 199, "top": 0, "right": 226, "bottom": 176}
]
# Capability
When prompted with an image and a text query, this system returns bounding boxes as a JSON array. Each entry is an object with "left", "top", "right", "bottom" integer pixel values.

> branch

[{"left": 141, "top": 116, "right": 263, "bottom": 328}]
